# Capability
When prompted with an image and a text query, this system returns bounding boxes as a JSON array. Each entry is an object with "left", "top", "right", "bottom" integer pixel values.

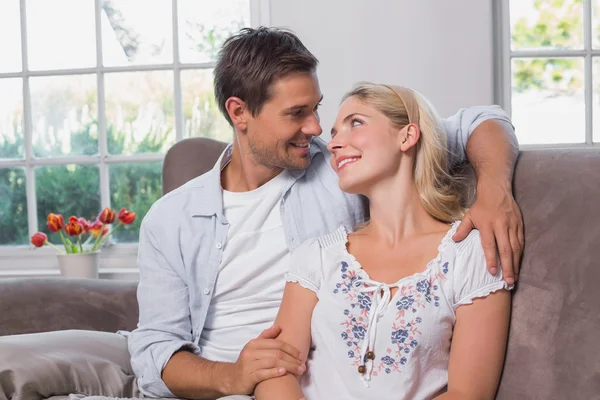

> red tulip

[
  {"left": 65, "top": 219, "right": 83, "bottom": 236},
  {"left": 47, "top": 213, "right": 64, "bottom": 232},
  {"left": 89, "top": 220, "right": 108, "bottom": 238},
  {"left": 31, "top": 232, "right": 47, "bottom": 247},
  {"left": 118, "top": 208, "right": 136, "bottom": 225},
  {"left": 98, "top": 207, "right": 116, "bottom": 224},
  {"left": 78, "top": 218, "right": 91, "bottom": 234}
]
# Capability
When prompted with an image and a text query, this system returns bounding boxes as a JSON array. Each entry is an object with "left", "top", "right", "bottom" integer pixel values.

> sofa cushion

[{"left": 0, "top": 330, "right": 141, "bottom": 400}]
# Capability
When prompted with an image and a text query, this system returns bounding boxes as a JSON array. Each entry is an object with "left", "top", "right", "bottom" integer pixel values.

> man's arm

[
  {"left": 443, "top": 106, "right": 523, "bottom": 285},
  {"left": 129, "top": 214, "right": 304, "bottom": 399},
  {"left": 162, "top": 325, "right": 304, "bottom": 399},
  {"left": 128, "top": 213, "right": 205, "bottom": 398}
]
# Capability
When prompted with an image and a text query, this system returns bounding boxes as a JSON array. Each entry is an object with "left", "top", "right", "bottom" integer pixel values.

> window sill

[{"left": 0, "top": 244, "right": 140, "bottom": 280}]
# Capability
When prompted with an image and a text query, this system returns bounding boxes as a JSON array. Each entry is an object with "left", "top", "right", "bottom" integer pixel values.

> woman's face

[{"left": 328, "top": 96, "right": 403, "bottom": 194}]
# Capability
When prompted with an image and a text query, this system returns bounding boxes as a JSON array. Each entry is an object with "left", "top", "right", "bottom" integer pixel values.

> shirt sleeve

[
  {"left": 452, "top": 229, "right": 513, "bottom": 310},
  {"left": 442, "top": 105, "right": 516, "bottom": 167},
  {"left": 127, "top": 209, "right": 202, "bottom": 398},
  {"left": 285, "top": 238, "right": 324, "bottom": 293}
]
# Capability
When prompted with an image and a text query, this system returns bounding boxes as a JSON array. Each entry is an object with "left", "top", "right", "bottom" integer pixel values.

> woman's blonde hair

[{"left": 341, "top": 82, "right": 466, "bottom": 223}]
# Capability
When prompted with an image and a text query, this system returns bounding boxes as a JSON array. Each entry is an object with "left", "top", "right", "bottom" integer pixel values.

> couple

[{"left": 129, "top": 27, "right": 522, "bottom": 400}]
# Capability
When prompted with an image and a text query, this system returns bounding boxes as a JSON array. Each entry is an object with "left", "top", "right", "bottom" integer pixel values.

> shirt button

[
  {"left": 203, "top": 288, "right": 211, "bottom": 295},
  {"left": 216, "top": 242, "right": 222, "bottom": 249}
]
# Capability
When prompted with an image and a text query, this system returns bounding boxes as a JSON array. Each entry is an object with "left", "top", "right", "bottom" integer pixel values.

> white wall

[{"left": 270, "top": 0, "right": 495, "bottom": 138}]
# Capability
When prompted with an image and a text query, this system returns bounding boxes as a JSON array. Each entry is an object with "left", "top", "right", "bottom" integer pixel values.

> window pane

[
  {"left": 30, "top": 75, "right": 98, "bottom": 158},
  {"left": 0, "top": 168, "right": 28, "bottom": 246},
  {"left": 105, "top": 71, "right": 175, "bottom": 155},
  {"left": 593, "top": 1, "right": 600, "bottom": 49},
  {"left": 0, "top": 79, "right": 24, "bottom": 159},
  {"left": 36, "top": 164, "right": 100, "bottom": 246},
  {"left": 178, "top": 0, "right": 250, "bottom": 63},
  {"left": 0, "top": 1, "right": 22, "bottom": 73},
  {"left": 510, "top": 0, "right": 583, "bottom": 51},
  {"left": 27, "top": 0, "right": 96, "bottom": 70},
  {"left": 592, "top": 59, "right": 600, "bottom": 142},
  {"left": 101, "top": 0, "right": 173, "bottom": 67},
  {"left": 109, "top": 162, "right": 162, "bottom": 243},
  {"left": 511, "top": 58, "right": 585, "bottom": 145},
  {"left": 181, "top": 69, "right": 232, "bottom": 141}
]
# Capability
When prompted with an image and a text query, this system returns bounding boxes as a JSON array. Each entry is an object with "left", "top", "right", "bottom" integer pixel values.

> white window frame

[
  {"left": 495, "top": 0, "right": 600, "bottom": 150},
  {"left": 0, "top": 0, "right": 271, "bottom": 279}
]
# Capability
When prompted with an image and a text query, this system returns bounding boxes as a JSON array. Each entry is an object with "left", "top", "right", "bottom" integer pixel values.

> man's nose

[{"left": 303, "top": 113, "right": 322, "bottom": 137}]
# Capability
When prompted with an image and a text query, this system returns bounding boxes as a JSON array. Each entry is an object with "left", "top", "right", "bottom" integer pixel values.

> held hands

[
  {"left": 453, "top": 180, "right": 524, "bottom": 285},
  {"left": 224, "top": 325, "right": 306, "bottom": 395}
]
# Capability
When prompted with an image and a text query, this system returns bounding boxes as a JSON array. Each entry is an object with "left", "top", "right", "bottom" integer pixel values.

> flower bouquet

[{"left": 30, "top": 207, "right": 136, "bottom": 278}]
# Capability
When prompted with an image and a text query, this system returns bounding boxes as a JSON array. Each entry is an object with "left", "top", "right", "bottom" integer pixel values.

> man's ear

[
  {"left": 400, "top": 123, "right": 420, "bottom": 152},
  {"left": 225, "top": 97, "right": 248, "bottom": 133}
]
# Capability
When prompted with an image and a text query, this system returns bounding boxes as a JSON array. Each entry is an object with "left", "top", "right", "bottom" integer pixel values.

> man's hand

[
  {"left": 453, "top": 180, "right": 524, "bottom": 285},
  {"left": 222, "top": 325, "right": 306, "bottom": 396}
]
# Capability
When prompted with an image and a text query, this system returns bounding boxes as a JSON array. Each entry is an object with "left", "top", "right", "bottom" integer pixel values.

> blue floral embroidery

[
  {"left": 357, "top": 293, "right": 371, "bottom": 310},
  {"left": 416, "top": 279, "right": 430, "bottom": 294},
  {"left": 391, "top": 329, "right": 409, "bottom": 344},
  {"left": 396, "top": 295, "right": 415, "bottom": 310},
  {"left": 442, "top": 262, "right": 449, "bottom": 274},
  {"left": 335, "top": 257, "right": 449, "bottom": 377},
  {"left": 381, "top": 355, "right": 395, "bottom": 365},
  {"left": 352, "top": 325, "right": 366, "bottom": 340},
  {"left": 341, "top": 261, "right": 349, "bottom": 273}
]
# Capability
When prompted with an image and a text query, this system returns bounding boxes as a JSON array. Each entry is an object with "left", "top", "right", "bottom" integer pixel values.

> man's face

[{"left": 244, "top": 71, "right": 323, "bottom": 170}]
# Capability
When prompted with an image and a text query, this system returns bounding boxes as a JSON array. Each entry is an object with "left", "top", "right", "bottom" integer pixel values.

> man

[{"left": 128, "top": 27, "right": 522, "bottom": 399}]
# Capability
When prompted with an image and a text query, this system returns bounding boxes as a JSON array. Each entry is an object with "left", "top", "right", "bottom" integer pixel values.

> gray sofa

[{"left": 1, "top": 138, "right": 599, "bottom": 400}]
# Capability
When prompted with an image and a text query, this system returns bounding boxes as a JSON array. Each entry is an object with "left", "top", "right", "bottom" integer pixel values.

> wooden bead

[
  {"left": 366, "top": 351, "right": 375, "bottom": 360},
  {"left": 358, "top": 365, "right": 366, "bottom": 374}
]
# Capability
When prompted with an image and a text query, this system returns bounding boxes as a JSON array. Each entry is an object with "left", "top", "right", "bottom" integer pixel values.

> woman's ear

[
  {"left": 225, "top": 97, "right": 248, "bottom": 133},
  {"left": 400, "top": 123, "right": 420, "bottom": 152}
]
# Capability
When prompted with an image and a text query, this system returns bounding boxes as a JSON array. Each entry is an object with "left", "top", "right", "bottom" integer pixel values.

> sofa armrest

[{"left": 0, "top": 278, "right": 138, "bottom": 336}]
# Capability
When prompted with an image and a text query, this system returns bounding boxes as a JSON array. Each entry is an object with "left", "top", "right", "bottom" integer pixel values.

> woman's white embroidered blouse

[{"left": 284, "top": 222, "right": 512, "bottom": 400}]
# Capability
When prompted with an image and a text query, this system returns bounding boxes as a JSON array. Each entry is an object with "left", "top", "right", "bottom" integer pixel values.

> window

[
  {"left": 498, "top": 0, "right": 599, "bottom": 147},
  {"left": 0, "top": 0, "right": 269, "bottom": 276}
]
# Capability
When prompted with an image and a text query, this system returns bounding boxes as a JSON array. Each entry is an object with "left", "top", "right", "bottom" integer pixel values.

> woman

[{"left": 254, "top": 83, "right": 513, "bottom": 400}]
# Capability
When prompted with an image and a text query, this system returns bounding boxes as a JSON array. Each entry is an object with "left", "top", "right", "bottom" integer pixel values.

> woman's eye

[{"left": 351, "top": 118, "right": 363, "bottom": 127}]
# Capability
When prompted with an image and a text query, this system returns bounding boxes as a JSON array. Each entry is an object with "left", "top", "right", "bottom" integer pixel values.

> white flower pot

[{"left": 57, "top": 251, "right": 100, "bottom": 279}]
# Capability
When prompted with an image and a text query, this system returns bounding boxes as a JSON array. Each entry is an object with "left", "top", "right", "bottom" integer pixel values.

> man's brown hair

[{"left": 214, "top": 27, "right": 319, "bottom": 126}]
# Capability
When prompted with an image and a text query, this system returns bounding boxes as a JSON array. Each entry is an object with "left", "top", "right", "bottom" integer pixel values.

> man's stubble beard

[{"left": 248, "top": 138, "right": 310, "bottom": 171}]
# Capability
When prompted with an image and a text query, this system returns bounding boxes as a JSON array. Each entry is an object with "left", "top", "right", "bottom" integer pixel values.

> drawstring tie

[{"left": 353, "top": 278, "right": 399, "bottom": 387}]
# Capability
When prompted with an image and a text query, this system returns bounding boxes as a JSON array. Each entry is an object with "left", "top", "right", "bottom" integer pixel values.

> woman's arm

[
  {"left": 254, "top": 282, "right": 318, "bottom": 400},
  {"left": 436, "top": 290, "right": 511, "bottom": 400}
]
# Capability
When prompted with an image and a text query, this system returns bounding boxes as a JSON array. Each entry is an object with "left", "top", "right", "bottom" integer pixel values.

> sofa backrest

[
  {"left": 162, "top": 137, "right": 228, "bottom": 195},
  {"left": 0, "top": 278, "right": 138, "bottom": 336},
  {"left": 497, "top": 149, "right": 600, "bottom": 399}
]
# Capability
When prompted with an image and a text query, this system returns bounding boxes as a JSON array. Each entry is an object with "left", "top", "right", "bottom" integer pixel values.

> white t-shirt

[
  {"left": 199, "top": 170, "right": 293, "bottom": 362},
  {"left": 285, "top": 221, "right": 512, "bottom": 400}
]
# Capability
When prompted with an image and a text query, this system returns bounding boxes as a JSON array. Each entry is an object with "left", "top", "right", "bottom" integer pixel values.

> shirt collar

[{"left": 191, "top": 138, "right": 326, "bottom": 218}]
